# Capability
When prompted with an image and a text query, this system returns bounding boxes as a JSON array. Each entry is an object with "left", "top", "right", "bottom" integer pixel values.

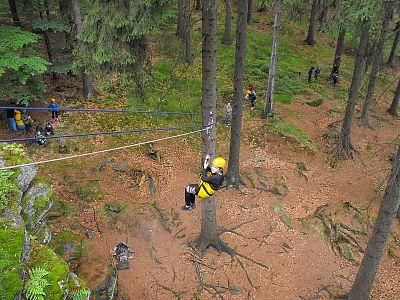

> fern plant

[
  {"left": 24, "top": 267, "right": 50, "bottom": 300},
  {"left": 69, "top": 287, "right": 90, "bottom": 300}
]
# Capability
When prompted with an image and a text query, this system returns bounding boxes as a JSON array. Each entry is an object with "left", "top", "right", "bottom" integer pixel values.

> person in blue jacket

[{"left": 49, "top": 98, "right": 59, "bottom": 123}]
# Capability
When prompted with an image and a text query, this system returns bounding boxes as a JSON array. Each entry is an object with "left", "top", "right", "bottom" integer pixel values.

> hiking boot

[{"left": 181, "top": 205, "right": 193, "bottom": 211}]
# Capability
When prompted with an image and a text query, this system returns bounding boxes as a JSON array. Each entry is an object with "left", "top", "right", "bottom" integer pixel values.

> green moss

[
  {"left": 0, "top": 225, "right": 24, "bottom": 300},
  {"left": 29, "top": 243, "right": 69, "bottom": 300},
  {"left": 75, "top": 181, "right": 105, "bottom": 202},
  {"left": 49, "top": 231, "right": 85, "bottom": 259},
  {"left": 275, "top": 94, "right": 294, "bottom": 104},
  {"left": 266, "top": 116, "right": 314, "bottom": 150}
]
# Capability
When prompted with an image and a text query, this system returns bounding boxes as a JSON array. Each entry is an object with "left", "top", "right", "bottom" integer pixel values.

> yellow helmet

[
  {"left": 51, "top": 98, "right": 56, "bottom": 103},
  {"left": 212, "top": 157, "right": 226, "bottom": 169},
  {"left": 246, "top": 90, "right": 251, "bottom": 94}
]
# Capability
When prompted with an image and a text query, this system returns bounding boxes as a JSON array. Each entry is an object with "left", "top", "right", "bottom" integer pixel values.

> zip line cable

[
  {"left": 0, "top": 124, "right": 207, "bottom": 143},
  {"left": 0, "top": 106, "right": 210, "bottom": 116},
  {"left": 0, "top": 126, "right": 211, "bottom": 171}
]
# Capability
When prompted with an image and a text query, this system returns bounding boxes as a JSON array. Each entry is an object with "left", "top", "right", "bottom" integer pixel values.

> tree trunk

[
  {"left": 71, "top": 0, "right": 99, "bottom": 98},
  {"left": 222, "top": 0, "right": 232, "bottom": 45},
  {"left": 247, "top": 0, "right": 252, "bottom": 23},
  {"left": 184, "top": 0, "right": 192, "bottom": 64},
  {"left": 177, "top": 0, "right": 185, "bottom": 39},
  {"left": 59, "top": 0, "right": 73, "bottom": 50},
  {"left": 338, "top": 21, "right": 370, "bottom": 158},
  {"left": 8, "top": 0, "right": 21, "bottom": 26},
  {"left": 262, "top": 0, "right": 281, "bottom": 118},
  {"left": 360, "top": 2, "right": 392, "bottom": 128},
  {"left": 318, "top": 0, "right": 327, "bottom": 32},
  {"left": 387, "top": 21, "right": 400, "bottom": 67},
  {"left": 225, "top": 0, "right": 248, "bottom": 188},
  {"left": 304, "top": 0, "right": 318, "bottom": 45},
  {"left": 388, "top": 78, "right": 400, "bottom": 117},
  {"left": 331, "top": 27, "right": 346, "bottom": 76},
  {"left": 195, "top": 0, "right": 201, "bottom": 11},
  {"left": 349, "top": 146, "right": 400, "bottom": 300},
  {"left": 196, "top": 0, "right": 232, "bottom": 256},
  {"left": 39, "top": 10, "right": 56, "bottom": 79}
]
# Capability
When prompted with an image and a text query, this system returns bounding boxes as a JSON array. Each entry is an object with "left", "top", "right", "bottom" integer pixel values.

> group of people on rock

[{"left": 5, "top": 98, "right": 59, "bottom": 145}]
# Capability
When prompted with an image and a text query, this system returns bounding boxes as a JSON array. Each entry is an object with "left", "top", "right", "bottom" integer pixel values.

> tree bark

[
  {"left": 222, "top": 0, "right": 232, "bottom": 45},
  {"left": 195, "top": 0, "right": 201, "bottom": 11},
  {"left": 360, "top": 2, "right": 392, "bottom": 127},
  {"left": 318, "top": 0, "right": 327, "bottom": 32},
  {"left": 388, "top": 78, "right": 400, "bottom": 117},
  {"left": 225, "top": 0, "right": 248, "bottom": 188},
  {"left": 184, "top": 0, "right": 192, "bottom": 64},
  {"left": 59, "top": 0, "right": 73, "bottom": 50},
  {"left": 331, "top": 27, "right": 346, "bottom": 76},
  {"left": 8, "top": 0, "right": 21, "bottom": 26},
  {"left": 195, "top": 0, "right": 231, "bottom": 256},
  {"left": 304, "top": 0, "right": 318, "bottom": 45},
  {"left": 387, "top": 21, "right": 400, "bottom": 67},
  {"left": 247, "top": 0, "right": 252, "bottom": 23},
  {"left": 262, "top": 0, "right": 281, "bottom": 118},
  {"left": 349, "top": 146, "right": 400, "bottom": 300},
  {"left": 71, "top": 0, "right": 99, "bottom": 98},
  {"left": 177, "top": 0, "right": 185, "bottom": 39},
  {"left": 38, "top": 10, "right": 56, "bottom": 79},
  {"left": 338, "top": 21, "right": 369, "bottom": 158}
]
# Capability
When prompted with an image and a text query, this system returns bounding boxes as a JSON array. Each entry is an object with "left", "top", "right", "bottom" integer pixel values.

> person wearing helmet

[
  {"left": 245, "top": 89, "right": 257, "bottom": 110},
  {"left": 182, "top": 155, "right": 226, "bottom": 211},
  {"left": 48, "top": 98, "right": 59, "bottom": 123}
]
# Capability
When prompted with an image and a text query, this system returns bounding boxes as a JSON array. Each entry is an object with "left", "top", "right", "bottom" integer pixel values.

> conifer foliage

[
  {"left": 75, "top": 0, "right": 171, "bottom": 91},
  {"left": 0, "top": 26, "right": 50, "bottom": 105}
]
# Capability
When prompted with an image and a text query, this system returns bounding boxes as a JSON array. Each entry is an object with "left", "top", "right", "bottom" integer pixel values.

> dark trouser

[
  {"left": 52, "top": 111, "right": 58, "bottom": 119},
  {"left": 185, "top": 184, "right": 200, "bottom": 206},
  {"left": 250, "top": 97, "right": 256, "bottom": 108},
  {"left": 308, "top": 75, "right": 312, "bottom": 83}
]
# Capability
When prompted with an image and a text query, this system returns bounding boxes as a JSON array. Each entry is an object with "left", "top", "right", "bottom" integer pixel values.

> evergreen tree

[
  {"left": 0, "top": 26, "right": 50, "bottom": 105},
  {"left": 226, "top": 0, "right": 249, "bottom": 188},
  {"left": 387, "top": 21, "right": 399, "bottom": 67},
  {"left": 72, "top": 0, "right": 99, "bottom": 98},
  {"left": 8, "top": 0, "right": 21, "bottom": 26},
  {"left": 388, "top": 78, "right": 400, "bottom": 117},
  {"left": 262, "top": 0, "right": 281, "bottom": 117},
  {"left": 75, "top": 0, "right": 171, "bottom": 93},
  {"left": 349, "top": 145, "right": 400, "bottom": 299},
  {"left": 304, "top": 0, "right": 318, "bottom": 45},
  {"left": 222, "top": 0, "right": 232, "bottom": 45},
  {"left": 359, "top": 1, "right": 392, "bottom": 128}
]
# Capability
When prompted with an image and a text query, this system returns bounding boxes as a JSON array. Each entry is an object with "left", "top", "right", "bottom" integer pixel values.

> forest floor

[{"left": 1, "top": 9, "right": 400, "bottom": 300}]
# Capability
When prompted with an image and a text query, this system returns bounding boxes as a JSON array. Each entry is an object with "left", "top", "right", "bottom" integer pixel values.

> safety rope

[
  {"left": 0, "top": 124, "right": 206, "bottom": 143},
  {"left": 0, "top": 126, "right": 211, "bottom": 171},
  {"left": 0, "top": 106, "right": 208, "bottom": 116}
]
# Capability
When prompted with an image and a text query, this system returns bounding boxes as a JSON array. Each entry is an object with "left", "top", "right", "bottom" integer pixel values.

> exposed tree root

[
  {"left": 155, "top": 281, "right": 188, "bottom": 300},
  {"left": 189, "top": 219, "right": 269, "bottom": 299},
  {"left": 314, "top": 205, "right": 366, "bottom": 259},
  {"left": 152, "top": 201, "right": 172, "bottom": 233}
]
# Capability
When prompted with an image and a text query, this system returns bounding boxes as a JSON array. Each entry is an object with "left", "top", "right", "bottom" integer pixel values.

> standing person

[
  {"left": 48, "top": 98, "right": 59, "bottom": 123},
  {"left": 248, "top": 84, "right": 254, "bottom": 92},
  {"left": 14, "top": 109, "right": 26, "bottom": 130},
  {"left": 224, "top": 102, "right": 232, "bottom": 127},
  {"left": 314, "top": 66, "right": 320, "bottom": 80},
  {"left": 6, "top": 105, "right": 16, "bottom": 132},
  {"left": 308, "top": 66, "right": 314, "bottom": 83},
  {"left": 22, "top": 110, "right": 35, "bottom": 136},
  {"left": 332, "top": 71, "right": 339, "bottom": 87},
  {"left": 182, "top": 155, "right": 226, "bottom": 211},
  {"left": 249, "top": 90, "right": 257, "bottom": 109}
]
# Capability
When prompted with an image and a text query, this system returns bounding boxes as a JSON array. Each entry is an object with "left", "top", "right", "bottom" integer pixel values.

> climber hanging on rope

[{"left": 182, "top": 154, "right": 226, "bottom": 211}]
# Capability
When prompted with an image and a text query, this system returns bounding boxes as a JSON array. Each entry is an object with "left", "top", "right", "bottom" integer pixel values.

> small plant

[
  {"left": 24, "top": 267, "right": 50, "bottom": 300},
  {"left": 69, "top": 287, "right": 90, "bottom": 300}
]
